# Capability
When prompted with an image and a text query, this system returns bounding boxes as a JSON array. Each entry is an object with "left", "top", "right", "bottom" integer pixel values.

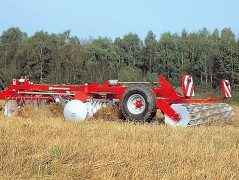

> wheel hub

[
  {"left": 127, "top": 94, "right": 146, "bottom": 114},
  {"left": 135, "top": 100, "right": 143, "bottom": 108}
]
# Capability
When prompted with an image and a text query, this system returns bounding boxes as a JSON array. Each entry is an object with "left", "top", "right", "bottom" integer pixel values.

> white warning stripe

[
  {"left": 184, "top": 75, "right": 188, "bottom": 89},
  {"left": 187, "top": 78, "right": 194, "bottom": 96},
  {"left": 223, "top": 81, "right": 231, "bottom": 97},
  {"left": 184, "top": 75, "right": 194, "bottom": 97}
]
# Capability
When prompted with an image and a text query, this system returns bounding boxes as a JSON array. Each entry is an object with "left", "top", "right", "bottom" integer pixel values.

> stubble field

[{"left": 0, "top": 103, "right": 238, "bottom": 179}]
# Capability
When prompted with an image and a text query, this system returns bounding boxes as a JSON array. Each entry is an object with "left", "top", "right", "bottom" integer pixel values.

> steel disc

[
  {"left": 54, "top": 95, "right": 66, "bottom": 106},
  {"left": 85, "top": 102, "right": 94, "bottom": 119},
  {"left": 164, "top": 104, "right": 190, "bottom": 127},
  {"left": 4, "top": 100, "right": 19, "bottom": 117},
  {"left": 63, "top": 100, "right": 88, "bottom": 121}
]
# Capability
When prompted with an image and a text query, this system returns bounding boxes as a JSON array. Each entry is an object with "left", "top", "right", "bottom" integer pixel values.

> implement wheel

[{"left": 121, "top": 85, "right": 157, "bottom": 123}]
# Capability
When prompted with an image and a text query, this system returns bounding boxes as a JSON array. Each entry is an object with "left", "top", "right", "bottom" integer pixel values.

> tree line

[{"left": 0, "top": 27, "right": 238, "bottom": 89}]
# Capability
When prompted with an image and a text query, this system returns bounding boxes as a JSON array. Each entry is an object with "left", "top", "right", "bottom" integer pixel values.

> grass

[{"left": 0, "top": 103, "right": 239, "bottom": 179}]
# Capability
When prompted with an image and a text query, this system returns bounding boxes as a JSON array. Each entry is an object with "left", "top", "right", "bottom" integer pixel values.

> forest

[{"left": 0, "top": 27, "right": 239, "bottom": 89}]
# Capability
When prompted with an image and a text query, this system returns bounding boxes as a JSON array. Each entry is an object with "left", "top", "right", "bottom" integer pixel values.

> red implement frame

[{"left": 0, "top": 76, "right": 231, "bottom": 122}]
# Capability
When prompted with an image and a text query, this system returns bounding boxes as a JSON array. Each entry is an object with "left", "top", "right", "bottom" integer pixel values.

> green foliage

[
  {"left": 141, "top": 31, "right": 157, "bottom": 74},
  {"left": 84, "top": 37, "right": 118, "bottom": 83},
  {"left": 145, "top": 72, "right": 158, "bottom": 82},
  {"left": 0, "top": 27, "right": 239, "bottom": 99},
  {"left": 1, "top": 27, "right": 26, "bottom": 44},
  {"left": 118, "top": 66, "right": 142, "bottom": 82}
]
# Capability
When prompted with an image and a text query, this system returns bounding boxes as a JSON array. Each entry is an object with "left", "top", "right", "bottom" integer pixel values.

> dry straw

[{"left": 0, "top": 103, "right": 238, "bottom": 179}]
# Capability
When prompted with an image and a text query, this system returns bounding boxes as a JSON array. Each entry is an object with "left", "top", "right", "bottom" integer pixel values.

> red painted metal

[
  {"left": 222, "top": 80, "right": 231, "bottom": 98},
  {"left": 0, "top": 75, "right": 231, "bottom": 122},
  {"left": 182, "top": 75, "right": 195, "bottom": 97},
  {"left": 135, "top": 100, "right": 143, "bottom": 108}
]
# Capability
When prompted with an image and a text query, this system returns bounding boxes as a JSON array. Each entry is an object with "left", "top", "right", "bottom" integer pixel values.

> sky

[{"left": 0, "top": 0, "right": 238, "bottom": 40}]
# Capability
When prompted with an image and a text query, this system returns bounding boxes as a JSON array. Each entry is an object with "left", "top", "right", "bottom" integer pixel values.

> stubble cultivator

[{"left": 0, "top": 75, "right": 234, "bottom": 127}]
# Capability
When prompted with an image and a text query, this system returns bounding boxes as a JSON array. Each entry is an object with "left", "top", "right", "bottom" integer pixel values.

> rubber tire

[{"left": 121, "top": 84, "right": 157, "bottom": 123}]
